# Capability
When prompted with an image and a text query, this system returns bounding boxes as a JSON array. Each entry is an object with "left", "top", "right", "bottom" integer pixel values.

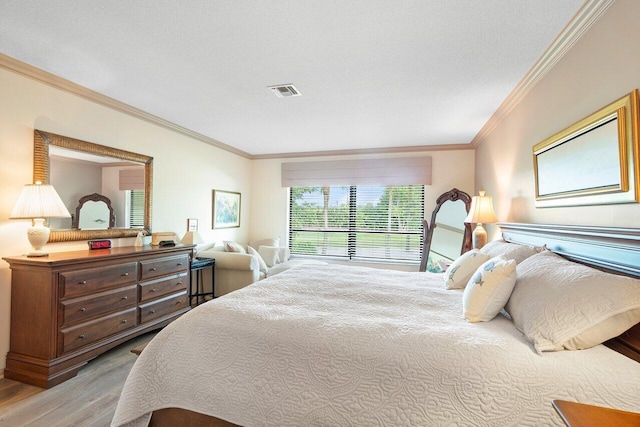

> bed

[{"left": 111, "top": 223, "right": 640, "bottom": 427}]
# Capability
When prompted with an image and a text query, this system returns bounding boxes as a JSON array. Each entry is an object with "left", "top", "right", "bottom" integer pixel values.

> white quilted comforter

[{"left": 112, "top": 264, "right": 640, "bottom": 426}]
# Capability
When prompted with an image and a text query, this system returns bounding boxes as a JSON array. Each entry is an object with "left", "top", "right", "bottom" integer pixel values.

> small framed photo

[
  {"left": 212, "top": 190, "right": 241, "bottom": 229},
  {"left": 187, "top": 218, "right": 198, "bottom": 232}
]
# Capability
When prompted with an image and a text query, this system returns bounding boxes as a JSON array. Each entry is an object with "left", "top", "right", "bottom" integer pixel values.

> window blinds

[
  {"left": 119, "top": 168, "right": 145, "bottom": 190},
  {"left": 281, "top": 157, "right": 432, "bottom": 187}
]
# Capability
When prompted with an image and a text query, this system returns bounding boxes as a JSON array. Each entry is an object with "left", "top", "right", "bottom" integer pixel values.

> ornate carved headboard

[{"left": 499, "top": 222, "right": 640, "bottom": 362}]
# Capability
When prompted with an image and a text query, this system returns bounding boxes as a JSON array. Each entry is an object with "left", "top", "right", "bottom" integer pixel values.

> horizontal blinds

[
  {"left": 129, "top": 190, "right": 145, "bottom": 227},
  {"left": 119, "top": 168, "right": 145, "bottom": 190},
  {"left": 289, "top": 185, "right": 424, "bottom": 261},
  {"left": 282, "top": 157, "right": 431, "bottom": 187}
]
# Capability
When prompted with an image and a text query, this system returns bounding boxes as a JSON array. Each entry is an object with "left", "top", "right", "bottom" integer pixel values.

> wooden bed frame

[{"left": 148, "top": 222, "right": 640, "bottom": 426}]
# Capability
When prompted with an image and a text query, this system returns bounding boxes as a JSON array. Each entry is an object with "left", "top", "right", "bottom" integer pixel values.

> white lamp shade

[
  {"left": 181, "top": 231, "right": 204, "bottom": 245},
  {"left": 464, "top": 191, "right": 498, "bottom": 224},
  {"left": 10, "top": 182, "right": 71, "bottom": 219}
]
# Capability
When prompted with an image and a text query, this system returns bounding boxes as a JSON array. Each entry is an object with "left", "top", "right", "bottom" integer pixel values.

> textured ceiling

[{"left": 0, "top": 1, "right": 586, "bottom": 156}]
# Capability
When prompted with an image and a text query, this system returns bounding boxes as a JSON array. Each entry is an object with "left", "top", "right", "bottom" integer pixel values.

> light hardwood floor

[{"left": 0, "top": 332, "right": 156, "bottom": 427}]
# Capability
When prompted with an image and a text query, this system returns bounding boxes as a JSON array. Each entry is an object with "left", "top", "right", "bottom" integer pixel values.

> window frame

[{"left": 288, "top": 185, "right": 425, "bottom": 263}]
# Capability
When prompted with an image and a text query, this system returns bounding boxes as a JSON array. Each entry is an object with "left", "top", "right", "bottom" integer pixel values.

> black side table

[{"left": 190, "top": 257, "right": 215, "bottom": 306}]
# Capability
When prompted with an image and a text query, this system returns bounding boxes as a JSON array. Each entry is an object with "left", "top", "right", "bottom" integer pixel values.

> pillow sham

[
  {"left": 247, "top": 246, "right": 268, "bottom": 274},
  {"left": 258, "top": 245, "right": 281, "bottom": 268},
  {"left": 480, "top": 239, "right": 543, "bottom": 264},
  {"left": 505, "top": 250, "right": 640, "bottom": 352},
  {"left": 224, "top": 241, "right": 246, "bottom": 254},
  {"left": 462, "top": 256, "right": 517, "bottom": 322},
  {"left": 249, "top": 237, "right": 280, "bottom": 251},
  {"left": 443, "top": 249, "right": 491, "bottom": 290}
]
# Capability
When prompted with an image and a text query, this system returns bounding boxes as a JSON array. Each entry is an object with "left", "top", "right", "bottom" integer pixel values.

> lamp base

[
  {"left": 26, "top": 218, "right": 50, "bottom": 257},
  {"left": 471, "top": 223, "right": 488, "bottom": 250}
]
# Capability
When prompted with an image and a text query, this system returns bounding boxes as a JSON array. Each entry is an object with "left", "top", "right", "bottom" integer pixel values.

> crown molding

[
  {"left": 471, "top": 0, "right": 615, "bottom": 148},
  {"left": 251, "top": 143, "right": 473, "bottom": 160},
  {"left": 0, "top": 53, "right": 253, "bottom": 159}
]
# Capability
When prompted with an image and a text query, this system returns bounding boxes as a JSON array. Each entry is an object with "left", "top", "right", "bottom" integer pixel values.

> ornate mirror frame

[
  {"left": 71, "top": 193, "right": 116, "bottom": 229},
  {"left": 33, "top": 129, "right": 153, "bottom": 242},
  {"left": 419, "top": 188, "right": 472, "bottom": 272}
]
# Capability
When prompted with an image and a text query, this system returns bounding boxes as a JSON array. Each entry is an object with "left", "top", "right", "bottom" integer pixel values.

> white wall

[
  {"left": 0, "top": 68, "right": 253, "bottom": 372},
  {"left": 475, "top": 0, "right": 640, "bottom": 240}
]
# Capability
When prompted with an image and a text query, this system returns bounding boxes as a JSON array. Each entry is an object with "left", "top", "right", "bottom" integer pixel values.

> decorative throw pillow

[
  {"left": 258, "top": 245, "right": 281, "bottom": 268},
  {"left": 224, "top": 241, "right": 246, "bottom": 253},
  {"left": 480, "top": 240, "right": 543, "bottom": 264},
  {"left": 462, "top": 256, "right": 517, "bottom": 322},
  {"left": 277, "top": 247, "right": 291, "bottom": 263},
  {"left": 505, "top": 251, "right": 640, "bottom": 352},
  {"left": 247, "top": 246, "right": 268, "bottom": 274},
  {"left": 443, "top": 250, "right": 491, "bottom": 290}
]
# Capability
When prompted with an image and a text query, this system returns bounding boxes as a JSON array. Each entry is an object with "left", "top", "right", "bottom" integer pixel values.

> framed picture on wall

[
  {"left": 533, "top": 89, "right": 640, "bottom": 207},
  {"left": 212, "top": 190, "right": 241, "bottom": 229},
  {"left": 187, "top": 218, "right": 198, "bottom": 231}
]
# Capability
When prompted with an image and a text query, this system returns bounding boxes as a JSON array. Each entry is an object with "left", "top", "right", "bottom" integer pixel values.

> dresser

[{"left": 3, "top": 245, "right": 193, "bottom": 388}]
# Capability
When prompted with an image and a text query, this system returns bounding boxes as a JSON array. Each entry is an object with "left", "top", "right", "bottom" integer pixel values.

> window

[
  {"left": 126, "top": 190, "right": 145, "bottom": 228},
  {"left": 289, "top": 185, "right": 424, "bottom": 262}
]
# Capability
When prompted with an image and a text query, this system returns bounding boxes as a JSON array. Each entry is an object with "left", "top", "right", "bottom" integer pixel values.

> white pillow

[
  {"left": 463, "top": 256, "right": 517, "bottom": 322},
  {"left": 506, "top": 251, "right": 640, "bottom": 352},
  {"left": 224, "top": 241, "right": 246, "bottom": 253},
  {"left": 480, "top": 240, "right": 543, "bottom": 264},
  {"left": 443, "top": 250, "right": 491, "bottom": 290},
  {"left": 249, "top": 237, "right": 280, "bottom": 251},
  {"left": 258, "top": 245, "right": 281, "bottom": 268},
  {"left": 277, "top": 247, "right": 291, "bottom": 263},
  {"left": 247, "top": 246, "right": 268, "bottom": 274}
]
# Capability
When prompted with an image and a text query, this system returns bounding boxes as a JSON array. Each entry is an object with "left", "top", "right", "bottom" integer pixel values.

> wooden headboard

[{"left": 498, "top": 222, "right": 640, "bottom": 362}]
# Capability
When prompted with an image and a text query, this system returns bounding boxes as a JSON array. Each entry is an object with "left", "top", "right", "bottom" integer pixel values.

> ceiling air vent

[{"left": 268, "top": 84, "right": 301, "bottom": 98}]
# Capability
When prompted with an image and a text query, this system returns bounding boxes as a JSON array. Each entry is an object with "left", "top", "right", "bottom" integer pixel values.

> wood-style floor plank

[{"left": 0, "top": 332, "right": 156, "bottom": 427}]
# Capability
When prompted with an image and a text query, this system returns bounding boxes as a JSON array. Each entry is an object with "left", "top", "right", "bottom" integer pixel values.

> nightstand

[
  {"left": 190, "top": 257, "right": 215, "bottom": 306},
  {"left": 552, "top": 399, "right": 640, "bottom": 426}
]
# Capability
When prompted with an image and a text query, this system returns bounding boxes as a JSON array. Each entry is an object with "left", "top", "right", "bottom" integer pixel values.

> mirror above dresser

[{"left": 33, "top": 130, "right": 153, "bottom": 242}]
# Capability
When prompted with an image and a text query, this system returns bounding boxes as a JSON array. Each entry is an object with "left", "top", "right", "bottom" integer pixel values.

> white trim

[{"left": 471, "top": 0, "right": 615, "bottom": 147}]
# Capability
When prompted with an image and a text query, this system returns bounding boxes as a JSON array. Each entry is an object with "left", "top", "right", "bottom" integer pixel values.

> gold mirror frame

[
  {"left": 33, "top": 130, "right": 153, "bottom": 242},
  {"left": 533, "top": 89, "right": 639, "bottom": 207}
]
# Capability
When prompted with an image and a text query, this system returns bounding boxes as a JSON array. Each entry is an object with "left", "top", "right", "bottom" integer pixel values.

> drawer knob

[
  {"left": 150, "top": 288, "right": 156, "bottom": 293},
  {"left": 123, "top": 272, "right": 129, "bottom": 276},
  {"left": 150, "top": 267, "right": 157, "bottom": 271},
  {"left": 150, "top": 309, "right": 156, "bottom": 314},
  {"left": 79, "top": 280, "right": 87, "bottom": 285},
  {"left": 177, "top": 262, "right": 183, "bottom": 266},
  {"left": 122, "top": 296, "right": 128, "bottom": 300},
  {"left": 80, "top": 307, "right": 86, "bottom": 312},
  {"left": 79, "top": 334, "right": 85, "bottom": 340},
  {"left": 177, "top": 300, "right": 183, "bottom": 304},
  {"left": 121, "top": 319, "right": 127, "bottom": 324},
  {"left": 176, "top": 282, "right": 182, "bottom": 286}
]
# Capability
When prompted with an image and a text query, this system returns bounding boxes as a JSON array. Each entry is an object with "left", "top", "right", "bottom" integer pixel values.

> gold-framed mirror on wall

[{"left": 33, "top": 129, "right": 153, "bottom": 242}]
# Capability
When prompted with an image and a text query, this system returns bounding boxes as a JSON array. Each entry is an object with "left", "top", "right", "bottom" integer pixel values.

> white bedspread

[{"left": 112, "top": 264, "right": 640, "bottom": 426}]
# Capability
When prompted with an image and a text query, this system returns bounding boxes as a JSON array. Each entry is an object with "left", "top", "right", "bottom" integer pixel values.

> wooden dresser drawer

[
  {"left": 60, "top": 263, "right": 138, "bottom": 298},
  {"left": 139, "top": 255, "right": 189, "bottom": 280},
  {"left": 60, "top": 307, "right": 137, "bottom": 354},
  {"left": 139, "top": 290, "right": 189, "bottom": 324},
  {"left": 61, "top": 285, "right": 137, "bottom": 326},
  {"left": 140, "top": 272, "right": 188, "bottom": 302}
]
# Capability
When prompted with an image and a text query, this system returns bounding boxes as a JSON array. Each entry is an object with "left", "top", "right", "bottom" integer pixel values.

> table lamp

[
  {"left": 181, "top": 230, "right": 204, "bottom": 245},
  {"left": 10, "top": 181, "right": 71, "bottom": 257},
  {"left": 464, "top": 190, "right": 498, "bottom": 249}
]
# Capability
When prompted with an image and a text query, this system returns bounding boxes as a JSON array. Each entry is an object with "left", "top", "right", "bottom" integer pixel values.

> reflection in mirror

[
  {"left": 71, "top": 193, "right": 116, "bottom": 230},
  {"left": 33, "top": 130, "right": 153, "bottom": 243},
  {"left": 420, "top": 188, "right": 472, "bottom": 273}
]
